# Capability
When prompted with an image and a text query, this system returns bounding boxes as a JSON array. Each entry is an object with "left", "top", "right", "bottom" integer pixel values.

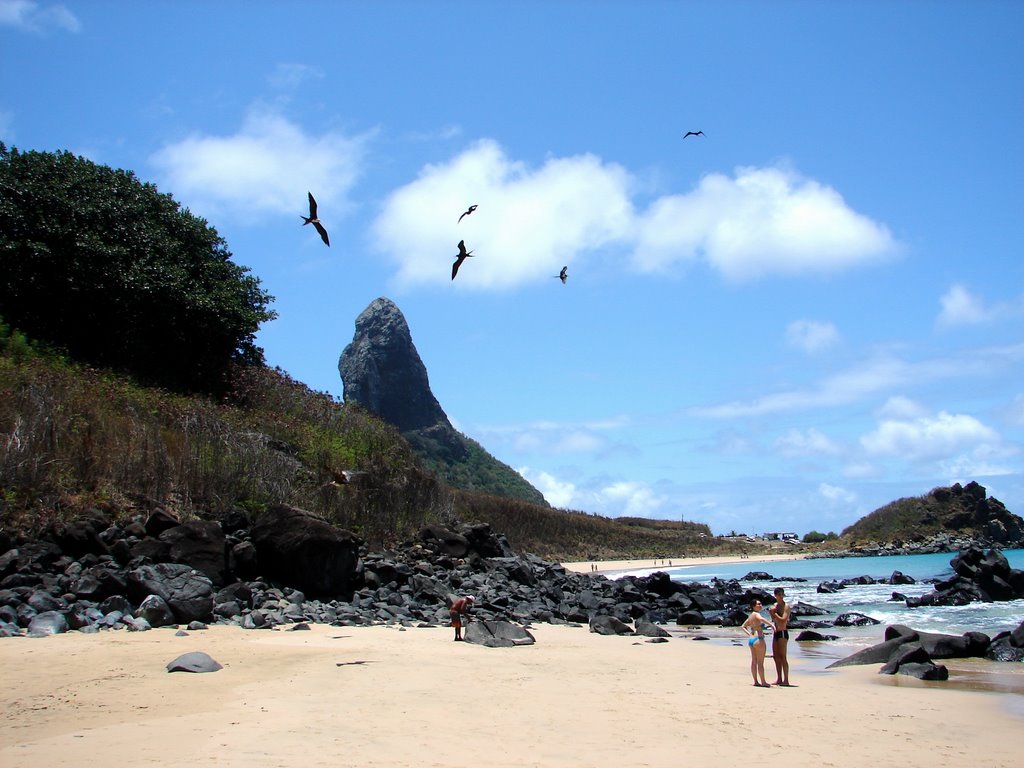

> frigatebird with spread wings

[{"left": 301, "top": 192, "right": 330, "bottom": 246}]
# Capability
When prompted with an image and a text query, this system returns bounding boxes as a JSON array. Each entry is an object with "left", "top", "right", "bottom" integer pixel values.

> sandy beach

[
  {"left": 561, "top": 551, "right": 808, "bottom": 575},
  {"left": 1, "top": 621, "right": 1020, "bottom": 768}
]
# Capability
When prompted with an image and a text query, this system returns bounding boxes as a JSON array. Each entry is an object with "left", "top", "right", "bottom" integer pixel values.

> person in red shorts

[{"left": 449, "top": 595, "right": 475, "bottom": 641}]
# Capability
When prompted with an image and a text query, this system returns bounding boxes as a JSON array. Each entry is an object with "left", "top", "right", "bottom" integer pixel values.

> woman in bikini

[{"left": 741, "top": 599, "right": 772, "bottom": 688}]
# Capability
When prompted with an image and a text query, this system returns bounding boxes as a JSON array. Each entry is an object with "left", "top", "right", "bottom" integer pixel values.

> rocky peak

[
  {"left": 338, "top": 297, "right": 548, "bottom": 506},
  {"left": 338, "top": 297, "right": 451, "bottom": 432}
]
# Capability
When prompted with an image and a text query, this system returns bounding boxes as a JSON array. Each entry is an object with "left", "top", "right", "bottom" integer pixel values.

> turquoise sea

[
  {"left": 660, "top": 548, "right": 1024, "bottom": 639},
  {"left": 617, "top": 549, "right": 1024, "bottom": 700}
]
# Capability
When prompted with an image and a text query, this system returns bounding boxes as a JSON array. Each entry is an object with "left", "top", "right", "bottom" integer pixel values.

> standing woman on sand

[{"left": 741, "top": 599, "right": 772, "bottom": 688}]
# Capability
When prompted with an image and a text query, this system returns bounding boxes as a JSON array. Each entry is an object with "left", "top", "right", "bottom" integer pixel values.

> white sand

[
  {"left": 1, "top": 622, "right": 1019, "bottom": 768},
  {"left": 561, "top": 551, "right": 807, "bottom": 574}
]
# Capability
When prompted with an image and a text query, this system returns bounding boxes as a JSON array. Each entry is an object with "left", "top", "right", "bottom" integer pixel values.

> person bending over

[{"left": 449, "top": 595, "right": 475, "bottom": 641}]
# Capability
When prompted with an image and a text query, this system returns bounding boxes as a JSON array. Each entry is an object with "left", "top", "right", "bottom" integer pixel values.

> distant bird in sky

[
  {"left": 301, "top": 192, "right": 330, "bottom": 246},
  {"left": 458, "top": 204, "right": 478, "bottom": 223},
  {"left": 683, "top": 130, "right": 705, "bottom": 139},
  {"left": 554, "top": 266, "right": 568, "bottom": 284},
  {"left": 451, "top": 239, "right": 474, "bottom": 280}
]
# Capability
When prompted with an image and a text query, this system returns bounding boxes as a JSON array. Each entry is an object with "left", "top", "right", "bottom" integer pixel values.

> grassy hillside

[
  {"left": 0, "top": 329, "right": 756, "bottom": 561},
  {"left": 838, "top": 482, "right": 1022, "bottom": 547},
  {"left": 405, "top": 426, "right": 548, "bottom": 506}
]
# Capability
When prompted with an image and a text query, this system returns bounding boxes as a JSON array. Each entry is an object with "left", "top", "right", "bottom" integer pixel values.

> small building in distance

[{"left": 762, "top": 531, "right": 799, "bottom": 541}]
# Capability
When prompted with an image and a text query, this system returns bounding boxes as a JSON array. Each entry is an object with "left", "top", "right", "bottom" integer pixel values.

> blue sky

[{"left": 3, "top": 1, "right": 1023, "bottom": 536}]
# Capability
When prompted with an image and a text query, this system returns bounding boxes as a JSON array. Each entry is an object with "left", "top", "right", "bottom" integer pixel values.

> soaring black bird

[
  {"left": 301, "top": 192, "right": 330, "bottom": 246},
  {"left": 554, "top": 266, "right": 568, "bottom": 284},
  {"left": 458, "top": 204, "right": 478, "bottom": 223},
  {"left": 451, "top": 239, "right": 474, "bottom": 280},
  {"left": 320, "top": 468, "right": 367, "bottom": 489},
  {"left": 683, "top": 130, "right": 705, "bottom": 139}
]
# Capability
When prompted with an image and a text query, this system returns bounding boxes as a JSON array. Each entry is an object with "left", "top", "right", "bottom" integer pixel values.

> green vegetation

[
  {"left": 406, "top": 428, "right": 547, "bottom": 506},
  {"left": 0, "top": 334, "right": 761, "bottom": 560},
  {"left": 836, "top": 482, "right": 1019, "bottom": 547},
  {"left": 802, "top": 530, "right": 839, "bottom": 544},
  {"left": 0, "top": 144, "right": 275, "bottom": 395}
]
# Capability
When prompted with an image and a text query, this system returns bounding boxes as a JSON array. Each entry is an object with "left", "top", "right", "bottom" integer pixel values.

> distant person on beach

[
  {"left": 449, "top": 595, "right": 474, "bottom": 641},
  {"left": 769, "top": 587, "right": 793, "bottom": 686},
  {"left": 741, "top": 599, "right": 772, "bottom": 687}
]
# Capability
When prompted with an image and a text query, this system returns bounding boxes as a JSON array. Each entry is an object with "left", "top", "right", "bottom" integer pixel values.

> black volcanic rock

[
  {"left": 338, "top": 298, "right": 547, "bottom": 506},
  {"left": 338, "top": 297, "right": 449, "bottom": 433}
]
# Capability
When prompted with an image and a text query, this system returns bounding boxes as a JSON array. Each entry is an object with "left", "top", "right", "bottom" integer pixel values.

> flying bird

[
  {"left": 451, "top": 239, "right": 474, "bottom": 280},
  {"left": 683, "top": 130, "right": 705, "bottom": 139},
  {"left": 554, "top": 266, "right": 568, "bottom": 284},
  {"left": 321, "top": 469, "right": 367, "bottom": 489},
  {"left": 458, "top": 204, "right": 478, "bottom": 223},
  {"left": 301, "top": 192, "right": 330, "bottom": 246}
]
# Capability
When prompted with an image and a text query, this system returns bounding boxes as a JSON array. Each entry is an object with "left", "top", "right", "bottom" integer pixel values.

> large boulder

[
  {"left": 136, "top": 594, "right": 178, "bottom": 628},
  {"left": 250, "top": 504, "right": 360, "bottom": 598},
  {"left": 827, "top": 633, "right": 919, "bottom": 668},
  {"left": 464, "top": 620, "right": 536, "bottom": 648},
  {"left": 70, "top": 564, "right": 128, "bottom": 602},
  {"left": 27, "top": 610, "right": 69, "bottom": 637},
  {"left": 885, "top": 624, "right": 990, "bottom": 659},
  {"left": 47, "top": 514, "right": 111, "bottom": 558},
  {"left": 159, "top": 520, "right": 227, "bottom": 586},
  {"left": 589, "top": 615, "right": 634, "bottom": 636},
  {"left": 166, "top": 651, "right": 222, "bottom": 673},
  {"left": 127, "top": 563, "right": 214, "bottom": 624}
]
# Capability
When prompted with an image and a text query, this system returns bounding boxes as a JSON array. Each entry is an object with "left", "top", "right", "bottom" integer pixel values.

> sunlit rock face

[{"left": 338, "top": 297, "right": 451, "bottom": 433}]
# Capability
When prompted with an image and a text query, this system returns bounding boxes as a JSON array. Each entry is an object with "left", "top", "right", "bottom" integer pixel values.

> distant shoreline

[{"left": 561, "top": 551, "right": 808, "bottom": 576}]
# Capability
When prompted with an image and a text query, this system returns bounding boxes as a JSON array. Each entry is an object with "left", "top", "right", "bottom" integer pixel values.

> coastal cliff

[{"left": 338, "top": 297, "right": 547, "bottom": 506}]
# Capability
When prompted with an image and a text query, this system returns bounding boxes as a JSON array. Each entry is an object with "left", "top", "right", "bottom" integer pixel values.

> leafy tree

[
  {"left": 803, "top": 530, "right": 839, "bottom": 543},
  {"left": 0, "top": 144, "right": 275, "bottom": 393}
]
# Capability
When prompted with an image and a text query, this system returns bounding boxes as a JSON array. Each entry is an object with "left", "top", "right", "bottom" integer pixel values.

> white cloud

[
  {"left": 693, "top": 343, "right": 1024, "bottom": 419},
  {"left": 860, "top": 411, "right": 1000, "bottom": 461},
  {"left": 518, "top": 467, "right": 576, "bottom": 508},
  {"left": 774, "top": 428, "right": 842, "bottom": 458},
  {"left": 876, "top": 395, "right": 927, "bottom": 420},
  {"left": 786, "top": 319, "right": 840, "bottom": 354},
  {"left": 819, "top": 482, "right": 856, "bottom": 504},
  {"left": 0, "top": 0, "right": 79, "bottom": 33},
  {"left": 631, "top": 166, "right": 899, "bottom": 280},
  {"left": 597, "top": 480, "right": 666, "bottom": 518},
  {"left": 373, "top": 139, "right": 634, "bottom": 289},
  {"left": 150, "top": 107, "right": 369, "bottom": 222},
  {"left": 374, "top": 142, "right": 899, "bottom": 289},
  {"left": 474, "top": 416, "right": 630, "bottom": 457},
  {"left": 937, "top": 284, "right": 1023, "bottom": 329},
  {"left": 518, "top": 467, "right": 666, "bottom": 518}
]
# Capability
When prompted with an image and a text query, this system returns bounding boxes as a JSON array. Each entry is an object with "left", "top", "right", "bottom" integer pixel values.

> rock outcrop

[
  {"left": 338, "top": 298, "right": 546, "bottom": 506},
  {"left": 338, "top": 297, "right": 449, "bottom": 433},
  {"left": 813, "top": 482, "right": 1024, "bottom": 558},
  {"left": 906, "top": 545, "right": 1024, "bottom": 606}
]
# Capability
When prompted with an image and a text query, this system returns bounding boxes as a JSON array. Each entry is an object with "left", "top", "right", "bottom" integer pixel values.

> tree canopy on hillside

[{"left": 0, "top": 144, "right": 275, "bottom": 394}]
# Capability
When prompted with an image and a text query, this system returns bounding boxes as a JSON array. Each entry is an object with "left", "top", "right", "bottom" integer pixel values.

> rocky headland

[{"left": 810, "top": 481, "right": 1024, "bottom": 558}]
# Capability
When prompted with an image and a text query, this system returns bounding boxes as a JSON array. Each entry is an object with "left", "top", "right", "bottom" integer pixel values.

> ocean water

[
  {"left": 660, "top": 549, "right": 1024, "bottom": 639},
  {"left": 641, "top": 550, "right": 1024, "bottom": 701}
]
